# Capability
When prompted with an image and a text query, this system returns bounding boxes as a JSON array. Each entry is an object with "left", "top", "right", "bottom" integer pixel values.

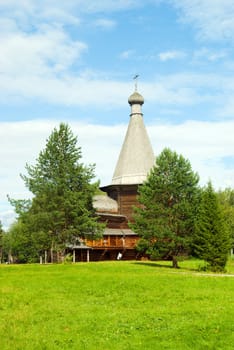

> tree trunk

[
  {"left": 50, "top": 246, "right": 53, "bottom": 263},
  {"left": 172, "top": 256, "right": 179, "bottom": 268}
]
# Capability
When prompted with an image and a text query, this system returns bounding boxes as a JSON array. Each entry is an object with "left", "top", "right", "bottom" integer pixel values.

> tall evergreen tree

[
  {"left": 9, "top": 123, "right": 104, "bottom": 260},
  {"left": 193, "top": 182, "right": 231, "bottom": 272},
  {"left": 131, "top": 148, "right": 199, "bottom": 268}
]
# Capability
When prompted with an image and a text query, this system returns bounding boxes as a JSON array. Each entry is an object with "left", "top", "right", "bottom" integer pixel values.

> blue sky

[{"left": 1, "top": 0, "right": 234, "bottom": 229}]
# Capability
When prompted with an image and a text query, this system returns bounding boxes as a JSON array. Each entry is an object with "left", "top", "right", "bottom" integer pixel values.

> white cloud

[
  {"left": 93, "top": 18, "right": 116, "bottom": 29},
  {"left": 0, "top": 0, "right": 141, "bottom": 46},
  {"left": 1, "top": 118, "right": 234, "bottom": 229},
  {"left": 141, "top": 74, "right": 219, "bottom": 106},
  {"left": 0, "top": 210, "right": 16, "bottom": 231},
  {"left": 40, "top": 7, "right": 80, "bottom": 25},
  {"left": 0, "top": 1, "right": 232, "bottom": 112},
  {"left": 216, "top": 98, "right": 234, "bottom": 118},
  {"left": 149, "top": 120, "right": 234, "bottom": 189},
  {"left": 66, "top": 0, "right": 141, "bottom": 13},
  {"left": 0, "top": 76, "right": 133, "bottom": 106},
  {"left": 0, "top": 71, "right": 233, "bottom": 110},
  {"left": 0, "top": 27, "right": 87, "bottom": 77},
  {"left": 172, "top": 0, "right": 234, "bottom": 42},
  {"left": 158, "top": 50, "right": 186, "bottom": 61},
  {"left": 2, "top": 0, "right": 232, "bottom": 46},
  {"left": 0, "top": 0, "right": 141, "bottom": 20},
  {"left": 193, "top": 48, "right": 228, "bottom": 62},
  {"left": 119, "top": 50, "right": 135, "bottom": 59}
]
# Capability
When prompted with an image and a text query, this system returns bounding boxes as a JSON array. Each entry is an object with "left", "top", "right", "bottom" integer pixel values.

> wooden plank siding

[{"left": 86, "top": 235, "right": 139, "bottom": 249}]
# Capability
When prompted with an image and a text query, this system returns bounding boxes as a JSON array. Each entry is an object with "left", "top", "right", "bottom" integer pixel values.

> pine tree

[
  {"left": 9, "top": 123, "right": 104, "bottom": 260},
  {"left": 131, "top": 148, "right": 199, "bottom": 268},
  {"left": 193, "top": 182, "right": 231, "bottom": 272}
]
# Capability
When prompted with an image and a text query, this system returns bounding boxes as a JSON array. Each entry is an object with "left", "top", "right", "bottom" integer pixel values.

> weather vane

[{"left": 133, "top": 74, "right": 139, "bottom": 91}]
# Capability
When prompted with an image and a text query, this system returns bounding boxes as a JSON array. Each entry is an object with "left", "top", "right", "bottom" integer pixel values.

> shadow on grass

[
  {"left": 133, "top": 261, "right": 173, "bottom": 269},
  {"left": 133, "top": 261, "right": 198, "bottom": 272}
]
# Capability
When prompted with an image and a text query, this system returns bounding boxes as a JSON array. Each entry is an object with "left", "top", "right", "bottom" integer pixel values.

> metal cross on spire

[{"left": 133, "top": 74, "right": 139, "bottom": 91}]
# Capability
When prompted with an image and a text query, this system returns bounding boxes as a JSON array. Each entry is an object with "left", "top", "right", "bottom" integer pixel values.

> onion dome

[{"left": 128, "top": 91, "right": 144, "bottom": 106}]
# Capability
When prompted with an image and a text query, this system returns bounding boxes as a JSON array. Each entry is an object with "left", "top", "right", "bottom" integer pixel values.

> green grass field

[{"left": 1, "top": 259, "right": 234, "bottom": 350}]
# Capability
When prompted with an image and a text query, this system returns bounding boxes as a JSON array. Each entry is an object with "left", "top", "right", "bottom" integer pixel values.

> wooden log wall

[{"left": 102, "top": 184, "right": 140, "bottom": 221}]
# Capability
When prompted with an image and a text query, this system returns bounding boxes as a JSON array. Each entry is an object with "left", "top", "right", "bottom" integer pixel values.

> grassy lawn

[{"left": 0, "top": 259, "right": 234, "bottom": 350}]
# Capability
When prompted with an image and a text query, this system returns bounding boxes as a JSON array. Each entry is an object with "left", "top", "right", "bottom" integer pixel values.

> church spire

[{"left": 111, "top": 87, "right": 155, "bottom": 185}]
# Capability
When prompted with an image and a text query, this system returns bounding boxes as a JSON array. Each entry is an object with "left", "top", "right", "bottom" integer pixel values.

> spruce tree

[
  {"left": 131, "top": 148, "right": 199, "bottom": 268},
  {"left": 193, "top": 182, "right": 231, "bottom": 272}
]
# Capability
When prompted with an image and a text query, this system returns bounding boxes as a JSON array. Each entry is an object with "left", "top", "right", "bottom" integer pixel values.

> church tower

[
  {"left": 87, "top": 87, "right": 155, "bottom": 261},
  {"left": 112, "top": 89, "right": 155, "bottom": 185},
  {"left": 100, "top": 87, "right": 155, "bottom": 221}
]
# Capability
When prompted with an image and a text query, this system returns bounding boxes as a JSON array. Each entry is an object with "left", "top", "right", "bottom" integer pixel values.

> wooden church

[{"left": 72, "top": 87, "right": 155, "bottom": 262}]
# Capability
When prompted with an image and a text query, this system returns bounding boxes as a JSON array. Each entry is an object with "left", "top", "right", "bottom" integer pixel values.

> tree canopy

[
  {"left": 131, "top": 148, "right": 199, "bottom": 268},
  {"left": 8, "top": 123, "right": 104, "bottom": 262}
]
